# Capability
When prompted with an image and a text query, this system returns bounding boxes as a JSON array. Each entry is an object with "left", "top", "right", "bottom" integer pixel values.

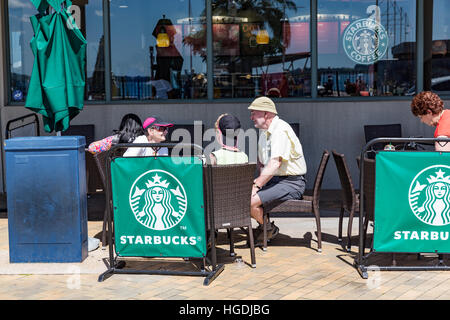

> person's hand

[{"left": 252, "top": 182, "right": 261, "bottom": 198}]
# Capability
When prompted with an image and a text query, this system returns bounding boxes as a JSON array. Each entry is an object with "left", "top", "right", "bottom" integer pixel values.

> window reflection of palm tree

[
  {"left": 183, "top": 0, "right": 298, "bottom": 60},
  {"left": 419, "top": 182, "right": 450, "bottom": 225},
  {"left": 184, "top": 1, "right": 299, "bottom": 98}
]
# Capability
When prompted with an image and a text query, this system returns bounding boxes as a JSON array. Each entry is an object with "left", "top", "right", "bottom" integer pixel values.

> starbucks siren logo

[
  {"left": 129, "top": 170, "right": 187, "bottom": 230},
  {"left": 343, "top": 18, "right": 388, "bottom": 65},
  {"left": 409, "top": 165, "right": 450, "bottom": 226}
]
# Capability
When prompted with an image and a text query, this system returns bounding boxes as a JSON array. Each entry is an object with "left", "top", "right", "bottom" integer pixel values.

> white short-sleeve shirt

[{"left": 258, "top": 116, "right": 307, "bottom": 176}]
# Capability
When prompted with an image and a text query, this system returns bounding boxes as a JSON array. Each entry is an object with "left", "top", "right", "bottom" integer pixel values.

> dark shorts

[{"left": 257, "top": 175, "right": 306, "bottom": 211}]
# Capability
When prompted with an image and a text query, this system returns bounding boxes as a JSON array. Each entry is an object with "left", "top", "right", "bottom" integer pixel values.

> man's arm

[
  {"left": 252, "top": 157, "right": 282, "bottom": 196},
  {"left": 435, "top": 136, "right": 450, "bottom": 152}
]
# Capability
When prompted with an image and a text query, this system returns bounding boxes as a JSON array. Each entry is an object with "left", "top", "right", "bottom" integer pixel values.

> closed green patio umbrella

[{"left": 25, "top": 0, "right": 87, "bottom": 133}]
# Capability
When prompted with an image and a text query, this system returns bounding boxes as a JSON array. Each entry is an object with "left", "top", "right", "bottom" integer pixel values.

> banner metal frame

[
  {"left": 98, "top": 143, "right": 224, "bottom": 285},
  {"left": 356, "top": 137, "right": 450, "bottom": 279}
]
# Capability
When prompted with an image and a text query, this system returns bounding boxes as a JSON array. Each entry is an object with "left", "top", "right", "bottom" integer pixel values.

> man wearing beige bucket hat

[{"left": 249, "top": 96, "right": 307, "bottom": 244}]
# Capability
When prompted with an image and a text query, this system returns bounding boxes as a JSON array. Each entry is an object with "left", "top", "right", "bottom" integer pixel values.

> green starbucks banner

[
  {"left": 374, "top": 152, "right": 450, "bottom": 253},
  {"left": 110, "top": 156, "right": 206, "bottom": 258}
]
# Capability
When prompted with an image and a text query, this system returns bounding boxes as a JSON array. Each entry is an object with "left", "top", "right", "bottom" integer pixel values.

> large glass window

[
  {"left": 8, "top": 0, "right": 105, "bottom": 103},
  {"left": 318, "top": 0, "right": 416, "bottom": 97},
  {"left": 212, "top": 0, "right": 311, "bottom": 98},
  {"left": 428, "top": 0, "right": 450, "bottom": 96},
  {"left": 10, "top": 0, "right": 450, "bottom": 103},
  {"left": 110, "top": 0, "right": 206, "bottom": 100}
]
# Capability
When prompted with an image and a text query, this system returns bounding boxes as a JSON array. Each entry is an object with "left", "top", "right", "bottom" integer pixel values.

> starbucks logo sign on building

[{"left": 343, "top": 18, "right": 388, "bottom": 65}]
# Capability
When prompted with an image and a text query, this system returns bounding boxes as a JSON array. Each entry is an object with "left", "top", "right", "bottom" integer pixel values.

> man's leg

[
  {"left": 250, "top": 192, "right": 278, "bottom": 245},
  {"left": 250, "top": 193, "right": 264, "bottom": 225}
]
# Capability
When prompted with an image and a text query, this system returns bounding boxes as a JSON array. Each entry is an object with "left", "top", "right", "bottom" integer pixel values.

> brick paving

[{"left": 1, "top": 215, "right": 450, "bottom": 300}]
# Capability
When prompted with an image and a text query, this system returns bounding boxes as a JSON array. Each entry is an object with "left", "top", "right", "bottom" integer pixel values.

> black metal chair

[
  {"left": 364, "top": 124, "right": 402, "bottom": 158},
  {"left": 289, "top": 123, "right": 300, "bottom": 139},
  {"left": 5, "top": 113, "right": 40, "bottom": 139},
  {"left": 61, "top": 124, "right": 96, "bottom": 145},
  {"left": 167, "top": 123, "right": 205, "bottom": 155},
  {"left": 61, "top": 125, "right": 98, "bottom": 194}
]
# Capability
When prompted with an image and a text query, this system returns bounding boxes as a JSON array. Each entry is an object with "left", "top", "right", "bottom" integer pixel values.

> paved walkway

[{"left": 1, "top": 216, "right": 450, "bottom": 300}]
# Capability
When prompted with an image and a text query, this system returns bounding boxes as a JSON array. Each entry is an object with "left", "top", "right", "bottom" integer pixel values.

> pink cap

[{"left": 143, "top": 117, "right": 173, "bottom": 129}]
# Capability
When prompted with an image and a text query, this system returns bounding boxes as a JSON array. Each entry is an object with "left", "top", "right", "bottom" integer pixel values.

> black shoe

[
  {"left": 253, "top": 222, "right": 279, "bottom": 245},
  {"left": 252, "top": 225, "right": 264, "bottom": 245},
  {"left": 270, "top": 222, "right": 279, "bottom": 240}
]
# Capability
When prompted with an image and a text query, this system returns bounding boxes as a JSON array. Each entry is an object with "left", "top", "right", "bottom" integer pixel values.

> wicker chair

[
  {"left": 85, "top": 150, "right": 103, "bottom": 194},
  {"left": 93, "top": 150, "right": 109, "bottom": 247},
  {"left": 93, "top": 148, "right": 127, "bottom": 247},
  {"left": 357, "top": 156, "right": 375, "bottom": 254},
  {"left": 204, "top": 163, "right": 257, "bottom": 268},
  {"left": 262, "top": 150, "right": 330, "bottom": 253},
  {"left": 332, "top": 150, "right": 359, "bottom": 252}
]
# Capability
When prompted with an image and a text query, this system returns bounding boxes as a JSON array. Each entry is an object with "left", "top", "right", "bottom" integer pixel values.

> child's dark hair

[
  {"left": 216, "top": 114, "right": 241, "bottom": 147},
  {"left": 114, "top": 113, "right": 144, "bottom": 143}
]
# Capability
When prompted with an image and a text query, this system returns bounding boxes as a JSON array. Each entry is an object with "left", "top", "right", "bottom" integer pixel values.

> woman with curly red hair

[{"left": 411, "top": 91, "right": 450, "bottom": 151}]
